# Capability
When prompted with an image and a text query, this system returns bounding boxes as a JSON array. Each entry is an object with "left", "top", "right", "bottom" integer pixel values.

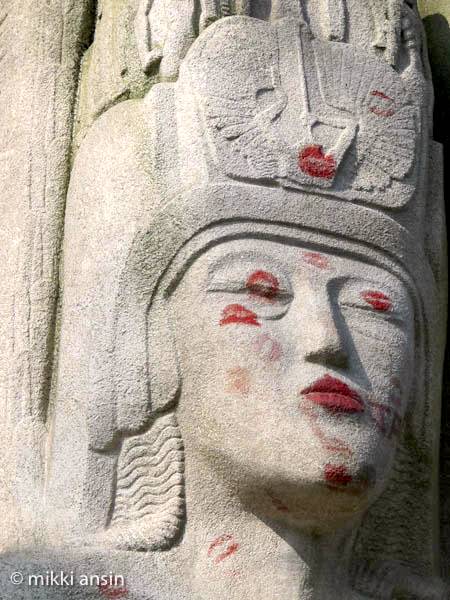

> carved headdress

[{"left": 48, "top": 4, "right": 446, "bottom": 595}]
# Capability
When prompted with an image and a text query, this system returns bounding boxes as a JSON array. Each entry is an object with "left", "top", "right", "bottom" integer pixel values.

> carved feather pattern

[
  {"left": 108, "top": 412, "right": 185, "bottom": 550},
  {"left": 205, "top": 87, "right": 287, "bottom": 178},
  {"left": 313, "top": 40, "right": 417, "bottom": 189}
]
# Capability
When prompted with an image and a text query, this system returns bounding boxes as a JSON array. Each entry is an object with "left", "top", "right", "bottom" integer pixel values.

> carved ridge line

[
  {"left": 117, "top": 440, "right": 183, "bottom": 488},
  {"left": 110, "top": 413, "right": 185, "bottom": 549}
]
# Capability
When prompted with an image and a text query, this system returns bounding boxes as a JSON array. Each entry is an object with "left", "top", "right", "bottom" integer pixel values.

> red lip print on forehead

[
  {"left": 246, "top": 270, "right": 279, "bottom": 301},
  {"left": 361, "top": 290, "right": 392, "bottom": 312},
  {"left": 369, "top": 90, "right": 396, "bottom": 118},
  {"left": 302, "top": 252, "right": 330, "bottom": 270},
  {"left": 299, "top": 145, "right": 337, "bottom": 180}
]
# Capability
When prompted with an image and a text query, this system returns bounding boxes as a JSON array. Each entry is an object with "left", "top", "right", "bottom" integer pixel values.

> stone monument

[{"left": 0, "top": 1, "right": 447, "bottom": 599}]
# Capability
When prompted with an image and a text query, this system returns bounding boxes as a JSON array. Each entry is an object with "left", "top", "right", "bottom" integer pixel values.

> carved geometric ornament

[{"left": 187, "top": 18, "right": 418, "bottom": 208}]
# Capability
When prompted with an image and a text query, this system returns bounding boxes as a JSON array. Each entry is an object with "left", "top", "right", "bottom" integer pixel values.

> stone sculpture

[{"left": 0, "top": 1, "right": 447, "bottom": 599}]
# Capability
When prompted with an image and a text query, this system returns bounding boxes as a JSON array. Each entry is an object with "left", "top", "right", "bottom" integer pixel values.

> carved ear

[
  {"left": 114, "top": 296, "right": 181, "bottom": 435},
  {"left": 146, "top": 298, "right": 182, "bottom": 414},
  {"left": 135, "top": 0, "right": 197, "bottom": 80}
]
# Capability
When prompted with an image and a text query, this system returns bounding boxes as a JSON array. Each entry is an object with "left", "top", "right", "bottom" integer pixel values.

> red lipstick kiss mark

[
  {"left": 361, "top": 290, "right": 392, "bottom": 312},
  {"left": 324, "top": 464, "right": 353, "bottom": 487},
  {"left": 390, "top": 376, "right": 403, "bottom": 409},
  {"left": 247, "top": 270, "right": 279, "bottom": 302},
  {"left": 220, "top": 304, "right": 261, "bottom": 327},
  {"left": 253, "top": 333, "right": 283, "bottom": 362},
  {"left": 300, "top": 375, "right": 364, "bottom": 414},
  {"left": 302, "top": 252, "right": 330, "bottom": 270},
  {"left": 208, "top": 535, "right": 240, "bottom": 565},
  {"left": 300, "top": 403, "right": 353, "bottom": 458},
  {"left": 369, "top": 90, "right": 395, "bottom": 117},
  {"left": 226, "top": 367, "right": 251, "bottom": 397},
  {"left": 371, "top": 90, "right": 393, "bottom": 101},
  {"left": 369, "top": 400, "right": 402, "bottom": 439},
  {"left": 299, "top": 145, "right": 336, "bottom": 180},
  {"left": 98, "top": 582, "right": 128, "bottom": 599},
  {"left": 266, "top": 489, "right": 290, "bottom": 513}
]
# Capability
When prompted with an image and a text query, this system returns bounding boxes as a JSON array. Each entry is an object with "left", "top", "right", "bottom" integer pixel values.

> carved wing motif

[
  {"left": 204, "top": 86, "right": 288, "bottom": 178},
  {"left": 313, "top": 40, "right": 417, "bottom": 190}
]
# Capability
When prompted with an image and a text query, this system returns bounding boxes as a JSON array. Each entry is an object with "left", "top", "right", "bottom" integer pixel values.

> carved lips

[
  {"left": 298, "top": 145, "right": 336, "bottom": 180},
  {"left": 300, "top": 375, "right": 364, "bottom": 414}
]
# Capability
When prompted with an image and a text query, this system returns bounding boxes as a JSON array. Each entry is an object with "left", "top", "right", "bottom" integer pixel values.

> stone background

[{"left": 418, "top": 0, "right": 450, "bottom": 578}]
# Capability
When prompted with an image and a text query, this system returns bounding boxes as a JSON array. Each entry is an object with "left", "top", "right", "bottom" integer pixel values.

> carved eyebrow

[{"left": 206, "top": 250, "right": 291, "bottom": 286}]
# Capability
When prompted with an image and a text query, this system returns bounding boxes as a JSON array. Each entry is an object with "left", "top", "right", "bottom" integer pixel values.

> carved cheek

[
  {"left": 225, "top": 367, "right": 251, "bottom": 397},
  {"left": 252, "top": 333, "right": 283, "bottom": 362},
  {"left": 220, "top": 304, "right": 261, "bottom": 327}
]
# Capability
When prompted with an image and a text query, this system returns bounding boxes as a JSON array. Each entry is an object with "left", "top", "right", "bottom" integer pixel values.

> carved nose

[{"left": 303, "top": 308, "right": 349, "bottom": 370}]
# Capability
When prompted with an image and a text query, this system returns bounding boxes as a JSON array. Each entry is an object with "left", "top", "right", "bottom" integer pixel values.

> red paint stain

[
  {"left": 369, "top": 400, "right": 402, "bottom": 439},
  {"left": 226, "top": 367, "right": 251, "bottom": 396},
  {"left": 369, "top": 90, "right": 395, "bottom": 117},
  {"left": 247, "top": 270, "right": 279, "bottom": 302},
  {"left": 369, "top": 107, "right": 395, "bottom": 117},
  {"left": 302, "top": 252, "right": 330, "bottom": 270},
  {"left": 253, "top": 333, "right": 283, "bottom": 362},
  {"left": 361, "top": 290, "right": 392, "bottom": 312},
  {"left": 266, "top": 489, "right": 290, "bottom": 513},
  {"left": 324, "top": 464, "right": 353, "bottom": 487},
  {"left": 98, "top": 583, "right": 128, "bottom": 599},
  {"left": 299, "top": 145, "right": 336, "bottom": 180},
  {"left": 371, "top": 90, "right": 393, "bottom": 101},
  {"left": 208, "top": 535, "right": 240, "bottom": 564},
  {"left": 220, "top": 304, "right": 261, "bottom": 327},
  {"left": 300, "top": 403, "right": 353, "bottom": 458},
  {"left": 224, "top": 569, "right": 242, "bottom": 578}
]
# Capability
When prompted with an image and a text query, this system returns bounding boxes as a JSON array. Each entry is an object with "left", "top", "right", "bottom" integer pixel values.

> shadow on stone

[{"left": 423, "top": 11, "right": 450, "bottom": 580}]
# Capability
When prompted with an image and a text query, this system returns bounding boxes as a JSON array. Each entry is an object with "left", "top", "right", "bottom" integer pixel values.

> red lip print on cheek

[
  {"left": 226, "top": 367, "right": 251, "bottom": 397},
  {"left": 361, "top": 290, "right": 392, "bottom": 312},
  {"left": 208, "top": 535, "right": 240, "bottom": 565},
  {"left": 253, "top": 334, "right": 283, "bottom": 362},
  {"left": 246, "top": 270, "right": 279, "bottom": 302},
  {"left": 299, "top": 145, "right": 336, "bottom": 180},
  {"left": 220, "top": 304, "right": 261, "bottom": 327}
]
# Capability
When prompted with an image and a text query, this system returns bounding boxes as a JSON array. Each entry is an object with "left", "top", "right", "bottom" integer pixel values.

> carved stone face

[{"left": 169, "top": 237, "right": 414, "bottom": 532}]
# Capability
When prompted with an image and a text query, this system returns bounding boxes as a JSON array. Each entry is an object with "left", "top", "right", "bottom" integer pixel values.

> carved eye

[
  {"left": 208, "top": 266, "right": 292, "bottom": 321},
  {"left": 360, "top": 290, "right": 393, "bottom": 312},
  {"left": 246, "top": 270, "right": 280, "bottom": 301},
  {"left": 338, "top": 281, "right": 404, "bottom": 322}
]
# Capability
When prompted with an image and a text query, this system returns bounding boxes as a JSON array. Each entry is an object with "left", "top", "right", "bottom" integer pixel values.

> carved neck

[{"left": 177, "top": 450, "right": 360, "bottom": 600}]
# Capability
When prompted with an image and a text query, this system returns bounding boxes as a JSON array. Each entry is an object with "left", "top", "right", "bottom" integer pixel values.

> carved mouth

[{"left": 300, "top": 375, "right": 364, "bottom": 414}]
